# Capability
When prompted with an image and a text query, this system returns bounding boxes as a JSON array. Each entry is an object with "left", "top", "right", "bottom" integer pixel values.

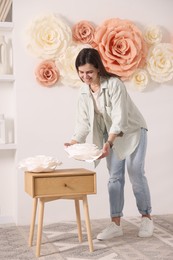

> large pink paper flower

[
  {"left": 92, "top": 18, "right": 148, "bottom": 80},
  {"left": 35, "top": 60, "right": 60, "bottom": 87},
  {"left": 72, "top": 20, "right": 95, "bottom": 44}
]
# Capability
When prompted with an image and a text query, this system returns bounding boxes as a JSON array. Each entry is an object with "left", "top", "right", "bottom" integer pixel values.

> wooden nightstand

[{"left": 25, "top": 168, "right": 96, "bottom": 257}]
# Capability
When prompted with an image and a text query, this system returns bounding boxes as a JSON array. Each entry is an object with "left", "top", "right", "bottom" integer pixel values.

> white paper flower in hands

[
  {"left": 18, "top": 155, "right": 62, "bottom": 172},
  {"left": 64, "top": 143, "right": 102, "bottom": 162}
]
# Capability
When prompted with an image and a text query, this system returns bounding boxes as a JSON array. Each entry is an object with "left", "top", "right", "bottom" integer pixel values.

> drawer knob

[{"left": 64, "top": 183, "right": 67, "bottom": 187}]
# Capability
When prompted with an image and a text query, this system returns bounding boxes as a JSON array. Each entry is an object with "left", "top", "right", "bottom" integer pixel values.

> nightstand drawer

[
  {"left": 34, "top": 175, "right": 95, "bottom": 197},
  {"left": 25, "top": 168, "right": 96, "bottom": 198}
]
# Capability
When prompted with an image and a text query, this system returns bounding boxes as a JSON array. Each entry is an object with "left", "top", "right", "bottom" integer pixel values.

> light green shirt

[{"left": 72, "top": 77, "right": 147, "bottom": 161}]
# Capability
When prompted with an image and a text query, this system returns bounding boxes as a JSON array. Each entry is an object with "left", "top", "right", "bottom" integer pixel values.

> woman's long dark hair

[{"left": 75, "top": 48, "right": 118, "bottom": 78}]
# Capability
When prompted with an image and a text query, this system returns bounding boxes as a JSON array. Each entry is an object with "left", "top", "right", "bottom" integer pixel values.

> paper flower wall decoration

[
  {"left": 35, "top": 60, "right": 60, "bottom": 87},
  {"left": 147, "top": 43, "right": 173, "bottom": 83},
  {"left": 131, "top": 69, "right": 149, "bottom": 91},
  {"left": 144, "top": 25, "right": 162, "bottom": 45},
  {"left": 26, "top": 13, "right": 173, "bottom": 91},
  {"left": 26, "top": 14, "right": 72, "bottom": 59},
  {"left": 92, "top": 18, "right": 148, "bottom": 80},
  {"left": 72, "top": 20, "right": 95, "bottom": 44}
]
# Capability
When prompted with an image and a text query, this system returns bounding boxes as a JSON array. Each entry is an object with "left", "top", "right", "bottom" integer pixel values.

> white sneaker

[
  {"left": 138, "top": 217, "right": 154, "bottom": 238},
  {"left": 97, "top": 222, "right": 123, "bottom": 240}
]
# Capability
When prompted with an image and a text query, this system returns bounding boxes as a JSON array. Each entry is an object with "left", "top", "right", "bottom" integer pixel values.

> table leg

[
  {"left": 75, "top": 199, "right": 82, "bottom": 242},
  {"left": 28, "top": 198, "right": 38, "bottom": 246},
  {"left": 82, "top": 195, "right": 94, "bottom": 252},
  {"left": 36, "top": 198, "right": 45, "bottom": 257}
]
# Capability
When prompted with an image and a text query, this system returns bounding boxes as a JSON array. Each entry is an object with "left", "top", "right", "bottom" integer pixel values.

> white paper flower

[
  {"left": 26, "top": 14, "right": 72, "bottom": 59},
  {"left": 56, "top": 44, "right": 90, "bottom": 87},
  {"left": 131, "top": 69, "right": 149, "bottom": 91},
  {"left": 64, "top": 143, "right": 102, "bottom": 162},
  {"left": 147, "top": 43, "right": 173, "bottom": 83},
  {"left": 18, "top": 155, "right": 62, "bottom": 172},
  {"left": 144, "top": 25, "right": 162, "bottom": 45}
]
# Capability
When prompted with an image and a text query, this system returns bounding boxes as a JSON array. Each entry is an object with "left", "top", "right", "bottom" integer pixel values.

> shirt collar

[{"left": 80, "top": 77, "right": 109, "bottom": 94}]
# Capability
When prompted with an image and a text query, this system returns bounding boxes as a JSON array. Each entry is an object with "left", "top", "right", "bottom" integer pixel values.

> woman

[{"left": 65, "top": 48, "right": 154, "bottom": 240}]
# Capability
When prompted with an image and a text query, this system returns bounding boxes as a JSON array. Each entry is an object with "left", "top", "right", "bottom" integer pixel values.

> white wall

[{"left": 11, "top": 0, "right": 173, "bottom": 225}]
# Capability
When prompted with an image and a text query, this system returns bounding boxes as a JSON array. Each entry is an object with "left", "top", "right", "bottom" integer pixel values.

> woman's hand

[
  {"left": 64, "top": 140, "right": 78, "bottom": 147},
  {"left": 98, "top": 142, "right": 111, "bottom": 159},
  {"left": 64, "top": 143, "right": 72, "bottom": 147},
  {"left": 98, "top": 132, "right": 120, "bottom": 159}
]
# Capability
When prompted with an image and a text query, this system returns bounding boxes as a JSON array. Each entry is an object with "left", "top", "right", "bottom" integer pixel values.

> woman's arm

[
  {"left": 64, "top": 139, "right": 78, "bottom": 147},
  {"left": 99, "top": 132, "right": 124, "bottom": 159}
]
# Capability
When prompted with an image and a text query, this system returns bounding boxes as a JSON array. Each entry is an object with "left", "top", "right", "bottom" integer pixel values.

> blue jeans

[{"left": 106, "top": 128, "right": 152, "bottom": 217}]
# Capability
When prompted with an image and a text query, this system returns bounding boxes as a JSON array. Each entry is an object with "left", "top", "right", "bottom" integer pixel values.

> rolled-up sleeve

[{"left": 109, "top": 79, "right": 129, "bottom": 134}]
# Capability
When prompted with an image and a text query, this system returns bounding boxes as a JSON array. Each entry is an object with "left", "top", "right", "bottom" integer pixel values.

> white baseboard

[{"left": 0, "top": 216, "right": 14, "bottom": 224}]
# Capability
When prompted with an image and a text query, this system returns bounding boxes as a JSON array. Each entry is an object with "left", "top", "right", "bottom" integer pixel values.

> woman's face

[{"left": 77, "top": 63, "right": 99, "bottom": 85}]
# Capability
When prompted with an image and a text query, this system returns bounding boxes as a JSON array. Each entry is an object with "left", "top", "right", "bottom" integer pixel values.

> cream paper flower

[
  {"left": 27, "top": 14, "right": 72, "bottom": 59},
  {"left": 18, "top": 155, "right": 62, "bottom": 172},
  {"left": 132, "top": 69, "right": 149, "bottom": 91},
  {"left": 56, "top": 44, "right": 90, "bottom": 87},
  {"left": 147, "top": 43, "right": 173, "bottom": 83},
  {"left": 144, "top": 25, "right": 162, "bottom": 45},
  {"left": 64, "top": 143, "right": 102, "bottom": 162}
]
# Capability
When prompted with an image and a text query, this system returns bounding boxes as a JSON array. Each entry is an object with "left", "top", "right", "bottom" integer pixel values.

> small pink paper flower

[
  {"left": 92, "top": 18, "right": 148, "bottom": 80},
  {"left": 35, "top": 60, "right": 60, "bottom": 87},
  {"left": 72, "top": 20, "right": 95, "bottom": 44}
]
